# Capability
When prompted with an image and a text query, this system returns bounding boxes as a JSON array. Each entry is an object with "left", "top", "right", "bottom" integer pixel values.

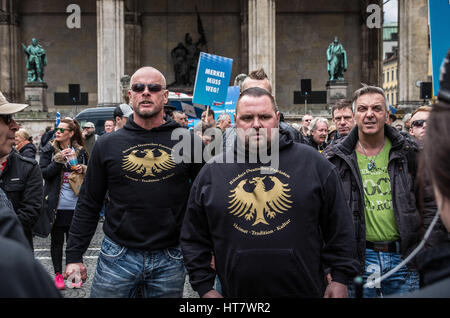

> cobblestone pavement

[{"left": 33, "top": 222, "right": 199, "bottom": 298}]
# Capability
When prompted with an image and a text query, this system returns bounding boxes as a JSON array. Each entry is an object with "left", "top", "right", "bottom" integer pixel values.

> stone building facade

[{"left": 1, "top": 0, "right": 385, "bottom": 121}]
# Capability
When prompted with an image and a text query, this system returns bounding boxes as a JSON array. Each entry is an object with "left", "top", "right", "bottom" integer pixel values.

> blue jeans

[
  {"left": 349, "top": 248, "right": 419, "bottom": 298},
  {"left": 90, "top": 235, "right": 186, "bottom": 298}
]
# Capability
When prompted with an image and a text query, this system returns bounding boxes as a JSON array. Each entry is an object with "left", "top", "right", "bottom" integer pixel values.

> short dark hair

[
  {"left": 172, "top": 110, "right": 185, "bottom": 117},
  {"left": 389, "top": 114, "right": 397, "bottom": 122},
  {"left": 242, "top": 68, "right": 272, "bottom": 94},
  {"left": 236, "top": 87, "right": 278, "bottom": 113},
  {"left": 113, "top": 106, "right": 124, "bottom": 118},
  {"left": 248, "top": 68, "right": 269, "bottom": 81},
  {"left": 202, "top": 108, "right": 215, "bottom": 118},
  {"left": 352, "top": 84, "right": 387, "bottom": 113},
  {"left": 331, "top": 99, "right": 353, "bottom": 119}
]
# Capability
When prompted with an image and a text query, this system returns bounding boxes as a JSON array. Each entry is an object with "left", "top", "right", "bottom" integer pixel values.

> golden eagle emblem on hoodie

[
  {"left": 228, "top": 176, "right": 293, "bottom": 226},
  {"left": 122, "top": 148, "right": 175, "bottom": 177}
]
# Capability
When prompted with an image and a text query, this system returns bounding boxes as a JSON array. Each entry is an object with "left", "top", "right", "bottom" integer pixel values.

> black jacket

[
  {"left": 18, "top": 142, "right": 37, "bottom": 160},
  {"left": 0, "top": 188, "right": 30, "bottom": 248},
  {"left": 323, "top": 125, "right": 431, "bottom": 271},
  {"left": 66, "top": 115, "right": 204, "bottom": 264},
  {"left": 304, "top": 135, "right": 328, "bottom": 152},
  {"left": 181, "top": 130, "right": 360, "bottom": 297},
  {"left": 0, "top": 151, "right": 43, "bottom": 233},
  {"left": 40, "top": 130, "right": 55, "bottom": 148},
  {"left": 280, "top": 121, "right": 304, "bottom": 144},
  {"left": 39, "top": 140, "right": 88, "bottom": 222},
  {"left": 0, "top": 235, "right": 61, "bottom": 297}
]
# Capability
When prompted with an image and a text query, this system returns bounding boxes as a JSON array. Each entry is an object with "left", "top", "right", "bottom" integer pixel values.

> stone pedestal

[
  {"left": 326, "top": 80, "right": 348, "bottom": 105},
  {"left": 24, "top": 82, "right": 48, "bottom": 112}
]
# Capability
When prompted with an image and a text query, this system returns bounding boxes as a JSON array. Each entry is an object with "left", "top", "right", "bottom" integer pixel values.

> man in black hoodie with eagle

[
  {"left": 64, "top": 66, "right": 203, "bottom": 298},
  {"left": 181, "top": 87, "right": 360, "bottom": 298}
]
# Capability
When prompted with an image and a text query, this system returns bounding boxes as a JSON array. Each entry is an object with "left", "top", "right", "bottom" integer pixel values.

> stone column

[
  {"left": 360, "top": 0, "right": 383, "bottom": 87},
  {"left": 240, "top": 0, "right": 249, "bottom": 75},
  {"left": 124, "top": 0, "right": 141, "bottom": 77},
  {"left": 0, "top": 0, "right": 21, "bottom": 103},
  {"left": 248, "top": 0, "right": 276, "bottom": 95},
  {"left": 398, "top": 0, "right": 429, "bottom": 103},
  {"left": 97, "top": 0, "right": 124, "bottom": 106}
]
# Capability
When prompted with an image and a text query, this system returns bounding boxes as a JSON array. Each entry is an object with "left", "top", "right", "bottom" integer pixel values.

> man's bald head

[{"left": 130, "top": 67, "right": 167, "bottom": 88}]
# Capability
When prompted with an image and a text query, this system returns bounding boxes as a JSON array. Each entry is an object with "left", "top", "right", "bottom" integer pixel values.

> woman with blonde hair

[{"left": 15, "top": 128, "right": 36, "bottom": 159}]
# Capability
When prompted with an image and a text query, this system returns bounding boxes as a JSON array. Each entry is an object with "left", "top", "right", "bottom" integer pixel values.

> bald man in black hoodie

[
  {"left": 64, "top": 67, "right": 203, "bottom": 298},
  {"left": 181, "top": 87, "right": 360, "bottom": 298}
]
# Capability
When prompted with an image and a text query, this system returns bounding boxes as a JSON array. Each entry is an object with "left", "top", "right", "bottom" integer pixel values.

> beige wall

[
  {"left": 18, "top": 0, "right": 98, "bottom": 112},
  {"left": 11, "top": 0, "right": 372, "bottom": 116},
  {"left": 139, "top": 0, "right": 242, "bottom": 86},
  {"left": 276, "top": 0, "right": 362, "bottom": 112}
]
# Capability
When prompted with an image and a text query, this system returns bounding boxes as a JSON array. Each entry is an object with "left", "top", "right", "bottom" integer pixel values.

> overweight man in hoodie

[
  {"left": 181, "top": 87, "right": 360, "bottom": 298},
  {"left": 64, "top": 66, "right": 203, "bottom": 297}
]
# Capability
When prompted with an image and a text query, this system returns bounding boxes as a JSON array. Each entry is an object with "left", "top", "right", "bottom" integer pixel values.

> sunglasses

[
  {"left": 131, "top": 83, "right": 164, "bottom": 93},
  {"left": 56, "top": 127, "right": 71, "bottom": 133},
  {"left": 411, "top": 119, "right": 426, "bottom": 127},
  {"left": 0, "top": 115, "right": 13, "bottom": 125},
  {"left": 0, "top": 114, "right": 13, "bottom": 125}
]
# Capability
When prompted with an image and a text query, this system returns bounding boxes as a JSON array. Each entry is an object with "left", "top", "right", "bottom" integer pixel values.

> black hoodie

[
  {"left": 66, "top": 115, "right": 203, "bottom": 263},
  {"left": 181, "top": 130, "right": 360, "bottom": 297}
]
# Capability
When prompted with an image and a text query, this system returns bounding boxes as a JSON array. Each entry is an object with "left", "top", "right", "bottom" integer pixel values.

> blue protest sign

[
  {"left": 428, "top": 0, "right": 450, "bottom": 96},
  {"left": 192, "top": 52, "right": 233, "bottom": 107}
]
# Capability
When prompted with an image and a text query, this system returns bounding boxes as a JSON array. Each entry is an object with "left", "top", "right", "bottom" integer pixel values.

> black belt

[{"left": 366, "top": 241, "right": 400, "bottom": 253}]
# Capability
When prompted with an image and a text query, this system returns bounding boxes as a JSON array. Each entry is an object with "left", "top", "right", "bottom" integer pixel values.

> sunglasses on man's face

[
  {"left": 0, "top": 114, "right": 13, "bottom": 125},
  {"left": 411, "top": 119, "right": 426, "bottom": 128},
  {"left": 131, "top": 83, "right": 164, "bottom": 93}
]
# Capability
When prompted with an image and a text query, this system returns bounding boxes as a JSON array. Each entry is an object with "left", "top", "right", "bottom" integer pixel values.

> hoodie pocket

[
  {"left": 113, "top": 208, "right": 178, "bottom": 245},
  {"left": 226, "top": 248, "right": 321, "bottom": 297}
]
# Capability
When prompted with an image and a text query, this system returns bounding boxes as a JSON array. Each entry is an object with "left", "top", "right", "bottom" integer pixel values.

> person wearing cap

[
  {"left": 82, "top": 121, "right": 97, "bottom": 157},
  {"left": 0, "top": 91, "right": 43, "bottom": 250},
  {"left": 114, "top": 104, "right": 134, "bottom": 131}
]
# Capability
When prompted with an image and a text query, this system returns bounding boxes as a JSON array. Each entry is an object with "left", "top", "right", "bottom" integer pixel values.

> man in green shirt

[{"left": 324, "top": 85, "right": 436, "bottom": 297}]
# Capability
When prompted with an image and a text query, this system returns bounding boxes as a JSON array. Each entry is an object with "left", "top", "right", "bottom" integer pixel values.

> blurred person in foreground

[
  {"left": 0, "top": 92, "right": 43, "bottom": 251},
  {"left": 405, "top": 49, "right": 450, "bottom": 297}
]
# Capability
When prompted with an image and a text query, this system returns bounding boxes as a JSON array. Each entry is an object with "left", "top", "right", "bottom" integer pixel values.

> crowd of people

[{"left": 0, "top": 50, "right": 449, "bottom": 299}]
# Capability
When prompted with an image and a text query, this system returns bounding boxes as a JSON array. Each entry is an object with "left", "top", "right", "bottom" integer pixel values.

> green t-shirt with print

[{"left": 356, "top": 138, "right": 400, "bottom": 242}]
